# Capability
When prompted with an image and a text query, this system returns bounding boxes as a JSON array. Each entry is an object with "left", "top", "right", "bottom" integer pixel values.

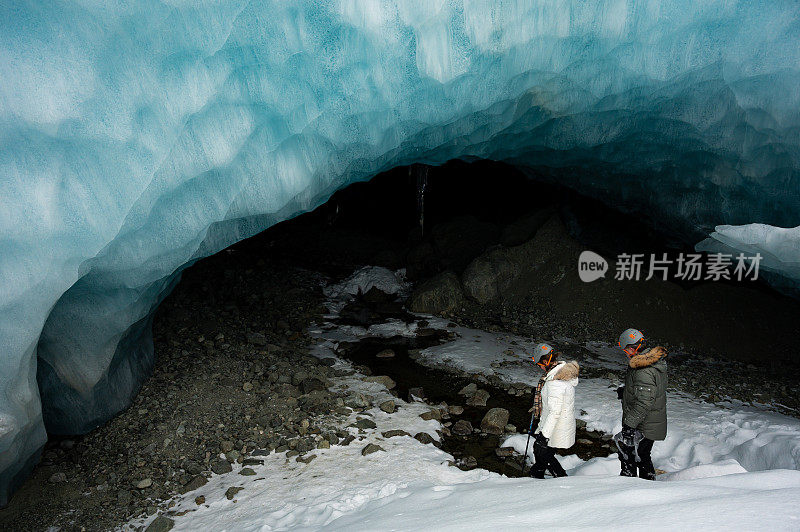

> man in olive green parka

[{"left": 615, "top": 328, "right": 667, "bottom": 480}]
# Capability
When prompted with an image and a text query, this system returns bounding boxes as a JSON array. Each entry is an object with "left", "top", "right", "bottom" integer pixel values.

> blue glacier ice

[{"left": 2, "top": 0, "right": 800, "bottom": 503}]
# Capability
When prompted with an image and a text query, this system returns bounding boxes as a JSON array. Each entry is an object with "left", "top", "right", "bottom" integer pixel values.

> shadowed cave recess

[{"left": 2, "top": 1, "right": 800, "bottom": 520}]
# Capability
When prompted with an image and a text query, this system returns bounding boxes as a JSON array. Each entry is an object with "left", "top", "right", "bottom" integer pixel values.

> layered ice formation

[
  {"left": 697, "top": 224, "right": 800, "bottom": 297},
  {"left": 1, "top": 0, "right": 800, "bottom": 503}
]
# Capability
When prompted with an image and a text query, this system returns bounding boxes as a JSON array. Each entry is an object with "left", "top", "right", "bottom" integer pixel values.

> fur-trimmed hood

[
  {"left": 629, "top": 346, "right": 667, "bottom": 369},
  {"left": 545, "top": 360, "right": 580, "bottom": 385}
]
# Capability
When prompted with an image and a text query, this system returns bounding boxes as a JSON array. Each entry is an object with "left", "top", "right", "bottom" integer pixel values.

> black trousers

[
  {"left": 619, "top": 437, "right": 655, "bottom": 480},
  {"left": 530, "top": 438, "right": 567, "bottom": 478}
]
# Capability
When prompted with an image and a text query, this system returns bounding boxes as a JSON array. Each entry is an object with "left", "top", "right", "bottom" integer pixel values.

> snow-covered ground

[
  {"left": 133, "top": 267, "right": 800, "bottom": 530},
  {"left": 415, "top": 323, "right": 800, "bottom": 473}
]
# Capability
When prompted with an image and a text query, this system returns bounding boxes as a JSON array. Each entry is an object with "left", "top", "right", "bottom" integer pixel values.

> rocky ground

[{"left": 0, "top": 253, "right": 354, "bottom": 531}]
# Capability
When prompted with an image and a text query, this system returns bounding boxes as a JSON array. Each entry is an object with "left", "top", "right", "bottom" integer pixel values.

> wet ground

[{"left": 328, "top": 295, "right": 615, "bottom": 478}]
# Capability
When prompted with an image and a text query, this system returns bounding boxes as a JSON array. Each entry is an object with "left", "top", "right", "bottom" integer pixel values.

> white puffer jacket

[{"left": 535, "top": 361, "right": 580, "bottom": 449}]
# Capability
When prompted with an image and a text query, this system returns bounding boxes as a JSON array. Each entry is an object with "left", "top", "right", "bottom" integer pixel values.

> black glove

[
  {"left": 616, "top": 385, "right": 625, "bottom": 401},
  {"left": 534, "top": 433, "right": 548, "bottom": 447}
]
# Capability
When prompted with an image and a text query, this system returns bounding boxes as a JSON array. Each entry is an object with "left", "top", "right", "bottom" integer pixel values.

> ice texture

[
  {"left": 697, "top": 224, "right": 800, "bottom": 296},
  {"left": 2, "top": 0, "right": 800, "bottom": 503}
]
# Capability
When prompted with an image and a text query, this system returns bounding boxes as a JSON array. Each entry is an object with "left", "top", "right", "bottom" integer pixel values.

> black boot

[
  {"left": 529, "top": 466, "right": 545, "bottom": 479},
  {"left": 637, "top": 438, "right": 656, "bottom": 480},
  {"left": 547, "top": 455, "right": 568, "bottom": 478},
  {"left": 530, "top": 435, "right": 550, "bottom": 478},
  {"left": 638, "top": 465, "right": 656, "bottom": 480}
]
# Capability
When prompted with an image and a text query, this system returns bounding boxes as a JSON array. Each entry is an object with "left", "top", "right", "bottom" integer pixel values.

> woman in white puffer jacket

[{"left": 530, "top": 360, "right": 580, "bottom": 478}]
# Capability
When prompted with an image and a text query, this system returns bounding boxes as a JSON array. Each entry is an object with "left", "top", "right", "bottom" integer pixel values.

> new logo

[{"left": 578, "top": 251, "right": 608, "bottom": 282}]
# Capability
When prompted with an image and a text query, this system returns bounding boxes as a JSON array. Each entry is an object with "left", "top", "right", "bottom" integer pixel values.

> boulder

[
  {"left": 382, "top": 430, "right": 411, "bottom": 438},
  {"left": 419, "top": 409, "right": 442, "bottom": 421},
  {"left": 362, "top": 375, "right": 396, "bottom": 390},
  {"left": 458, "top": 383, "right": 477, "bottom": 396},
  {"left": 451, "top": 420, "right": 473, "bottom": 436},
  {"left": 299, "top": 377, "right": 326, "bottom": 394},
  {"left": 480, "top": 408, "right": 510, "bottom": 435},
  {"left": 465, "top": 389, "right": 490, "bottom": 406},
  {"left": 414, "top": 432, "right": 436, "bottom": 445},
  {"left": 178, "top": 475, "right": 208, "bottom": 494},
  {"left": 211, "top": 459, "right": 232, "bottom": 475},
  {"left": 225, "top": 486, "right": 243, "bottom": 500},
  {"left": 145, "top": 516, "right": 175, "bottom": 532},
  {"left": 361, "top": 443, "right": 385, "bottom": 456},
  {"left": 353, "top": 418, "right": 377, "bottom": 430},
  {"left": 408, "top": 387, "right": 426, "bottom": 401},
  {"left": 375, "top": 349, "right": 395, "bottom": 359},
  {"left": 407, "top": 272, "right": 464, "bottom": 314}
]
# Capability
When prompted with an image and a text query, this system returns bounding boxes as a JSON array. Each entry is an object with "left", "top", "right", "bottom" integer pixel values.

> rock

[
  {"left": 291, "top": 370, "right": 309, "bottom": 386},
  {"left": 300, "top": 377, "right": 326, "bottom": 394},
  {"left": 246, "top": 332, "right": 268, "bottom": 346},
  {"left": 145, "top": 516, "right": 175, "bottom": 532},
  {"left": 501, "top": 210, "right": 552, "bottom": 246},
  {"left": 466, "top": 389, "right": 490, "bottom": 406},
  {"left": 362, "top": 375, "right": 396, "bottom": 390},
  {"left": 480, "top": 408, "right": 510, "bottom": 435},
  {"left": 458, "top": 383, "right": 477, "bottom": 396},
  {"left": 242, "top": 381, "right": 253, "bottom": 392},
  {"left": 376, "top": 349, "right": 395, "bottom": 359},
  {"left": 317, "top": 439, "right": 330, "bottom": 449},
  {"left": 448, "top": 405, "right": 464, "bottom": 415},
  {"left": 379, "top": 400, "right": 396, "bottom": 413},
  {"left": 419, "top": 409, "right": 442, "bottom": 421},
  {"left": 407, "top": 271, "right": 465, "bottom": 314},
  {"left": 576, "top": 438, "right": 593, "bottom": 446},
  {"left": 242, "top": 458, "right": 264, "bottom": 466},
  {"left": 363, "top": 286, "right": 394, "bottom": 303},
  {"left": 345, "top": 393, "right": 370, "bottom": 409},
  {"left": 408, "top": 387, "right": 426, "bottom": 401},
  {"left": 459, "top": 456, "right": 478, "bottom": 470},
  {"left": 320, "top": 358, "right": 337, "bottom": 367},
  {"left": 211, "top": 459, "right": 233, "bottom": 475},
  {"left": 220, "top": 440, "right": 235, "bottom": 453},
  {"left": 135, "top": 478, "right": 153, "bottom": 489},
  {"left": 504, "top": 424, "right": 516, "bottom": 433},
  {"left": 239, "top": 468, "right": 256, "bottom": 476},
  {"left": 226, "top": 450, "right": 241, "bottom": 462},
  {"left": 381, "top": 430, "right": 411, "bottom": 438},
  {"left": 195, "top": 495, "right": 206, "bottom": 505},
  {"left": 361, "top": 443, "right": 385, "bottom": 456},
  {"left": 225, "top": 486, "right": 244, "bottom": 500},
  {"left": 414, "top": 432, "right": 435, "bottom": 445},
  {"left": 179, "top": 475, "right": 208, "bottom": 494},
  {"left": 297, "top": 454, "right": 317, "bottom": 464},
  {"left": 495, "top": 447, "right": 515, "bottom": 458},
  {"left": 48, "top": 472, "right": 67, "bottom": 484},
  {"left": 451, "top": 420, "right": 473, "bottom": 436},
  {"left": 576, "top": 419, "right": 587, "bottom": 431},
  {"left": 353, "top": 418, "right": 377, "bottom": 430}
]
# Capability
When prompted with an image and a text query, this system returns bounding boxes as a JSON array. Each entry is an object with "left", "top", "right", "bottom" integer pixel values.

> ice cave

[{"left": 1, "top": 1, "right": 800, "bottom": 529}]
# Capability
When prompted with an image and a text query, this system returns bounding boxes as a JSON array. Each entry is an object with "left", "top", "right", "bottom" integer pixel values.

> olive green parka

[{"left": 622, "top": 346, "right": 668, "bottom": 441}]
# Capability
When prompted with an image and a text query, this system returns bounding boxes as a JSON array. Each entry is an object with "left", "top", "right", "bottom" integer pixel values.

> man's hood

[{"left": 629, "top": 346, "right": 668, "bottom": 370}]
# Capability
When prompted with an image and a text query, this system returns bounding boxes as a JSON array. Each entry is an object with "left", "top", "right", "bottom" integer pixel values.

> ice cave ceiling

[{"left": 1, "top": 0, "right": 799, "bottom": 504}]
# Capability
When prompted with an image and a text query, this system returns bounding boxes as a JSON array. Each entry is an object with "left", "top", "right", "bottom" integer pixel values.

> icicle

[{"left": 412, "top": 164, "right": 429, "bottom": 237}]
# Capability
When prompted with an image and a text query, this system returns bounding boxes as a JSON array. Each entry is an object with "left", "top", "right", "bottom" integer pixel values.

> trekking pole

[{"left": 521, "top": 409, "right": 537, "bottom": 476}]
